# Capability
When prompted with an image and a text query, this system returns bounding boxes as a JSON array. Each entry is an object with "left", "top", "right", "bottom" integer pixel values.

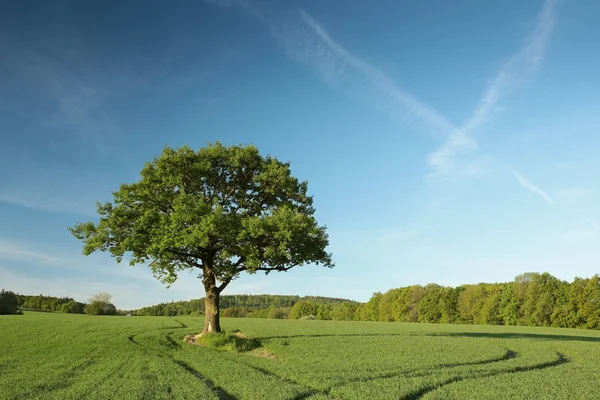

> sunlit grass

[{"left": 1, "top": 312, "right": 599, "bottom": 399}]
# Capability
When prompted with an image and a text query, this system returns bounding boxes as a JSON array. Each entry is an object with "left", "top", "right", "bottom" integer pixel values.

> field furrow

[{"left": 1, "top": 313, "right": 599, "bottom": 399}]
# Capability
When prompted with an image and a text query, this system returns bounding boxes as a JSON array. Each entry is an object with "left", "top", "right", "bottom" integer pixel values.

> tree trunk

[{"left": 202, "top": 284, "right": 221, "bottom": 334}]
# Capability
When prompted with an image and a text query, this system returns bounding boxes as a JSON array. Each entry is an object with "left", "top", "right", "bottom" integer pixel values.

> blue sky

[{"left": 1, "top": 0, "right": 599, "bottom": 309}]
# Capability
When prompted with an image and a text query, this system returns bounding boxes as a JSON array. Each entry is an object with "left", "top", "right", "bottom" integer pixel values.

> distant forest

[
  {"left": 14, "top": 294, "right": 86, "bottom": 314},
  {"left": 4, "top": 272, "right": 599, "bottom": 330},
  {"left": 136, "top": 272, "right": 600, "bottom": 330},
  {"left": 134, "top": 295, "right": 355, "bottom": 318},
  {"left": 356, "top": 272, "right": 600, "bottom": 330}
]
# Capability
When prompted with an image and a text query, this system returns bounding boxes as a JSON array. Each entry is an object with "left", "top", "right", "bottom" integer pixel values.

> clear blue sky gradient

[{"left": 1, "top": 0, "right": 599, "bottom": 309}]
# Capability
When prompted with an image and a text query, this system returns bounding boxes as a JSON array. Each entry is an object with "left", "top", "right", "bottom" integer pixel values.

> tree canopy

[
  {"left": 356, "top": 272, "right": 600, "bottom": 330},
  {"left": 70, "top": 143, "right": 333, "bottom": 332},
  {"left": 0, "top": 290, "right": 19, "bottom": 315}
]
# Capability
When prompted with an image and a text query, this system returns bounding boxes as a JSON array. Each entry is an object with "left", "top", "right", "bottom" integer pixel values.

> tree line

[
  {"left": 13, "top": 293, "right": 86, "bottom": 314},
  {"left": 134, "top": 272, "right": 600, "bottom": 330},
  {"left": 354, "top": 273, "right": 600, "bottom": 329},
  {"left": 134, "top": 295, "right": 354, "bottom": 316},
  {"left": 222, "top": 300, "right": 360, "bottom": 321},
  {"left": 5, "top": 272, "right": 599, "bottom": 330},
  {"left": 0, "top": 291, "right": 119, "bottom": 316}
]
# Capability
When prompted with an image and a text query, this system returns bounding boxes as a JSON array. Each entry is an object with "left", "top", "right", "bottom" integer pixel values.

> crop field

[{"left": 2, "top": 312, "right": 600, "bottom": 399}]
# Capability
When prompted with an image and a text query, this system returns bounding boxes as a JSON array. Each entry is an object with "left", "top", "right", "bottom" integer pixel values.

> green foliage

[
  {"left": 197, "top": 331, "right": 261, "bottom": 352},
  {"left": 267, "top": 306, "right": 289, "bottom": 319},
  {"left": 89, "top": 292, "right": 113, "bottom": 304},
  {"left": 358, "top": 273, "right": 600, "bottom": 330},
  {"left": 69, "top": 143, "right": 333, "bottom": 332},
  {"left": 330, "top": 301, "right": 359, "bottom": 321},
  {"left": 84, "top": 301, "right": 117, "bottom": 315},
  {"left": 289, "top": 300, "right": 318, "bottom": 319},
  {"left": 17, "top": 293, "right": 85, "bottom": 313},
  {"left": 136, "top": 295, "right": 351, "bottom": 317},
  {"left": 69, "top": 143, "right": 332, "bottom": 286},
  {"left": 0, "top": 289, "right": 19, "bottom": 315},
  {"left": 60, "top": 300, "right": 84, "bottom": 314},
  {"left": 222, "top": 307, "right": 249, "bottom": 318},
  {"left": 315, "top": 304, "right": 332, "bottom": 320},
  {"left": 3, "top": 312, "right": 600, "bottom": 399}
]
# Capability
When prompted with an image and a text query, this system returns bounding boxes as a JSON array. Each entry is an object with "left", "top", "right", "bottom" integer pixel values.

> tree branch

[
  {"left": 255, "top": 265, "right": 295, "bottom": 273},
  {"left": 234, "top": 256, "right": 245, "bottom": 267},
  {"left": 166, "top": 248, "right": 205, "bottom": 262},
  {"left": 217, "top": 278, "right": 232, "bottom": 293}
]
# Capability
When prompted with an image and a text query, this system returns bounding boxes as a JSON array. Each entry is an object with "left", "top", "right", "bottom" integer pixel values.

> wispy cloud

[
  {"left": 291, "top": 9, "right": 458, "bottom": 137},
  {"left": 0, "top": 35, "right": 128, "bottom": 153},
  {"left": 0, "top": 190, "right": 95, "bottom": 216},
  {"left": 0, "top": 240, "right": 64, "bottom": 264},
  {"left": 427, "top": 133, "right": 478, "bottom": 178},
  {"left": 427, "top": 0, "right": 559, "bottom": 177},
  {"left": 221, "top": 0, "right": 559, "bottom": 179},
  {"left": 0, "top": 267, "right": 160, "bottom": 309},
  {"left": 512, "top": 170, "right": 555, "bottom": 204},
  {"left": 232, "top": 5, "right": 457, "bottom": 138},
  {"left": 562, "top": 206, "right": 600, "bottom": 231},
  {"left": 512, "top": 170, "right": 600, "bottom": 231}
]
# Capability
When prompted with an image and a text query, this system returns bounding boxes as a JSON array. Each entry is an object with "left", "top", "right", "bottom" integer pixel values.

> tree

[
  {"left": 418, "top": 284, "right": 444, "bottom": 323},
  {"left": 290, "top": 300, "right": 318, "bottom": 319},
  {"left": 331, "top": 301, "right": 359, "bottom": 321},
  {"left": 0, "top": 290, "right": 19, "bottom": 315},
  {"left": 579, "top": 275, "right": 600, "bottom": 329},
  {"left": 90, "top": 293, "right": 112, "bottom": 304},
  {"left": 84, "top": 301, "right": 117, "bottom": 315},
  {"left": 83, "top": 292, "right": 117, "bottom": 315},
  {"left": 61, "top": 300, "right": 82, "bottom": 313},
  {"left": 69, "top": 143, "right": 333, "bottom": 334}
]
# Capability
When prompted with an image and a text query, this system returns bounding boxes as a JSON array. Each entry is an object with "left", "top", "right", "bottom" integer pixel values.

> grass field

[{"left": 2, "top": 312, "right": 600, "bottom": 399}]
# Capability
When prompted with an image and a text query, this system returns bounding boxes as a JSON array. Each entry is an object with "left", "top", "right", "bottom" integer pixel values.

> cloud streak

[
  {"left": 0, "top": 35, "right": 126, "bottom": 153},
  {"left": 0, "top": 240, "right": 64, "bottom": 264},
  {"left": 224, "top": 0, "right": 559, "bottom": 179},
  {"left": 512, "top": 170, "right": 554, "bottom": 204},
  {"left": 512, "top": 170, "right": 600, "bottom": 232},
  {"left": 512, "top": 170, "right": 600, "bottom": 231},
  {"left": 0, "top": 190, "right": 95, "bottom": 216},
  {"left": 427, "top": 0, "right": 559, "bottom": 177},
  {"left": 238, "top": 6, "right": 457, "bottom": 138}
]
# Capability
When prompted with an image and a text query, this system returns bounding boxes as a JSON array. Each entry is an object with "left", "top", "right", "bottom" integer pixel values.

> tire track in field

[
  {"left": 17, "top": 358, "right": 98, "bottom": 398},
  {"left": 259, "top": 333, "right": 407, "bottom": 340},
  {"left": 173, "top": 319, "right": 188, "bottom": 328},
  {"left": 219, "top": 355, "right": 333, "bottom": 400},
  {"left": 327, "top": 348, "right": 518, "bottom": 392},
  {"left": 73, "top": 356, "right": 134, "bottom": 399},
  {"left": 223, "top": 338, "right": 515, "bottom": 399},
  {"left": 127, "top": 324, "right": 237, "bottom": 400},
  {"left": 401, "top": 352, "right": 569, "bottom": 400},
  {"left": 227, "top": 349, "right": 516, "bottom": 400},
  {"left": 171, "top": 359, "right": 237, "bottom": 400}
]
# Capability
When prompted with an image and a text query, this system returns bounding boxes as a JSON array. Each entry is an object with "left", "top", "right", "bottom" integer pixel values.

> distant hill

[{"left": 134, "top": 294, "right": 357, "bottom": 316}]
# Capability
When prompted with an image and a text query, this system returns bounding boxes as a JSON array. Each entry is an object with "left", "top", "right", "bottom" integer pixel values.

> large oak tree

[{"left": 70, "top": 143, "right": 333, "bottom": 333}]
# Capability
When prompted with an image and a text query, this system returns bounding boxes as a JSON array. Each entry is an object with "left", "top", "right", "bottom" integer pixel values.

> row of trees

[
  {"left": 221, "top": 300, "right": 360, "bottom": 320},
  {"left": 15, "top": 293, "right": 86, "bottom": 314},
  {"left": 132, "top": 273, "right": 600, "bottom": 330},
  {"left": 135, "top": 295, "right": 353, "bottom": 317},
  {"left": 356, "top": 273, "right": 600, "bottom": 329},
  {"left": 2, "top": 292, "right": 117, "bottom": 316}
]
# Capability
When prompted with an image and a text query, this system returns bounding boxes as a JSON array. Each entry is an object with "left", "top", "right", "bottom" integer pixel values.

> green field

[{"left": 2, "top": 312, "right": 600, "bottom": 399}]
